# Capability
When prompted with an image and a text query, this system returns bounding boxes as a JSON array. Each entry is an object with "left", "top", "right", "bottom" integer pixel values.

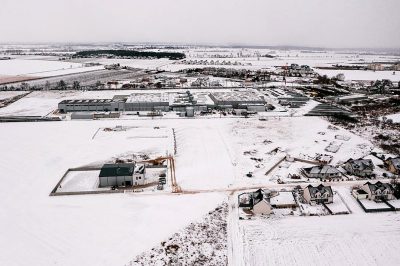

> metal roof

[{"left": 99, "top": 163, "right": 135, "bottom": 177}]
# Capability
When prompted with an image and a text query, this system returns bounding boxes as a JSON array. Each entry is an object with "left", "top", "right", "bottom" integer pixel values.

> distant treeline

[{"left": 74, "top": 50, "right": 185, "bottom": 60}]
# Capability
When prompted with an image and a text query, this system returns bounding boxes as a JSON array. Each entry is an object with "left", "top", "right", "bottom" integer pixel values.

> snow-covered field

[
  {"left": 315, "top": 69, "right": 400, "bottom": 82},
  {"left": 0, "top": 91, "right": 28, "bottom": 100},
  {"left": 1, "top": 107, "right": 399, "bottom": 265},
  {"left": 0, "top": 120, "right": 227, "bottom": 266},
  {"left": 238, "top": 211, "right": 400, "bottom": 266},
  {"left": 0, "top": 58, "right": 103, "bottom": 78},
  {"left": 227, "top": 116, "right": 373, "bottom": 186}
]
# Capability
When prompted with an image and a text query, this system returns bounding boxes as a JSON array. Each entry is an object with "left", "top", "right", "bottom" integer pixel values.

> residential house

[
  {"left": 344, "top": 158, "right": 374, "bottom": 177},
  {"left": 302, "top": 165, "right": 341, "bottom": 180},
  {"left": 238, "top": 189, "right": 272, "bottom": 215},
  {"left": 303, "top": 184, "right": 334, "bottom": 204},
  {"left": 361, "top": 181, "right": 395, "bottom": 201},
  {"left": 385, "top": 157, "right": 400, "bottom": 175}
]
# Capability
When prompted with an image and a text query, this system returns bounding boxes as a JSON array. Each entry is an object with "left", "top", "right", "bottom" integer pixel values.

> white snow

[
  {"left": 58, "top": 170, "right": 101, "bottom": 192},
  {"left": 315, "top": 69, "right": 400, "bottom": 82},
  {"left": 359, "top": 199, "right": 392, "bottom": 210},
  {"left": 270, "top": 191, "right": 296, "bottom": 206},
  {"left": 0, "top": 120, "right": 226, "bottom": 266},
  {"left": 0, "top": 58, "right": 103, "bottom": 77},
  {"left": 386, "top": 112, "right": 400, "bottom": 123},
  {"left": 0, "top": 91, "right": 28, "bottom": 100},
  {"left": 238, "top": 211, "right": 400, "bottom": 266}
]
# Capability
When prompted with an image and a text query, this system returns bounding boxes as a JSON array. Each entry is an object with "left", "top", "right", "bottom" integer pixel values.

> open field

[
  {"left": 0, "top": 119, "right": 228, "bottom": 266},
  {"left": 0, "top": 58, "right": 103, "bottom": 78}
]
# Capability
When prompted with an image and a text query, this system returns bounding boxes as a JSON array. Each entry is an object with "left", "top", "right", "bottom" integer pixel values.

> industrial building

[
  {"left": 58, "top": 99, "right": 126, "bottom": 113},
  {"left": 125, "top": 93, "right": 170, "bottom": 112},
  {"left": 170, "top": 91, "right": 212, "bottom": 112},
  {"left": 209, "top": 90, "right": 265, "bottom": 109},
  {"left": 58, "top": 90, "right": 266, "bottom": 114}
]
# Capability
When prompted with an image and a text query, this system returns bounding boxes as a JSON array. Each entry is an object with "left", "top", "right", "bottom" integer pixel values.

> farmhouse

[
  {"left": 303, "top": 184, "right": 334, "bottom": 204},
  {"left": 385, "top": 157, "right": 400, "bottom": 175},
  {"left": 302, "top": 165, "right": 341, "bottom": 180},
  {"left": 361, "top": 181, "right": 395, "bottom": 201},
  {"left": 98, "top": 163, "right": 145, "bottom": 188},
  {"left": 238, "top": 189, "right": 272, "bottom": 215},
  {"left": 343, "top": 158, "right": 374, "bottom": 177}
]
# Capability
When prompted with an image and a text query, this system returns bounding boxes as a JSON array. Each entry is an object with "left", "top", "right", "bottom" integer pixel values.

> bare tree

[{"left": 72, "top": 81, "right": 80, "bottom": 90}]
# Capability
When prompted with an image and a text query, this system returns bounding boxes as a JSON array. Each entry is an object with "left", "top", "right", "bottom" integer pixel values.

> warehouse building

[
  {"left": 209, "top": 90, "right": 265, "bottom": 109},
  {"left": 58, "top": 99, "right": 126, "bottom": 113},
  {"left": 98, "top": 163, "right": 145, "bottom": 188}
]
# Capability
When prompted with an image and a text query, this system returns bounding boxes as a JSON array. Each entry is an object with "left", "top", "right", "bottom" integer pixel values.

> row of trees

[
  {"left": 74, "top": 50, "right": 186, "bottom": 60},
  {"left": 1, "top": 80, "right": 83, "bottom": 91}
]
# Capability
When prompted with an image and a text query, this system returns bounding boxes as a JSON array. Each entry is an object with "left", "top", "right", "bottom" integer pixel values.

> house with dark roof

[
  {"left": 302, "top": 165, "right": 341, "bottom": 180},
  {"left": 344, "top": 158, "right": 374, "bottom": 177},
  {"left": 99, "top": 163, "right": 145, "bottom": 188},
  {"left": 385, "top": 157, "right": 400, "bottom": 175},
  {"left": 361, "top": 181, "right": 395, "bottom": 201},
  {"left": 303, "top": 184, "right": 334, "bottom": 204},
  {"left": 238, "top": 189, "right": 272, "bottom": 215}
]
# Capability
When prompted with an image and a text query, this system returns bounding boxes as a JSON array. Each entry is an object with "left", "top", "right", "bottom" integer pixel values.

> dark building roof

[
  {"left": 238, "top": 189, "right": 267, "bottom": 208},
  {"left": 365, "top": 181, "right": 394, "bottom": 194},
  {"left": 306, "top": 184, "right": 333, "bottom": 198},
  {"left": 99, "top": 163, "right": 135, "bottom": 177},
  {"left": 346, "top": 158, "right": 374, "bottom": 171}
]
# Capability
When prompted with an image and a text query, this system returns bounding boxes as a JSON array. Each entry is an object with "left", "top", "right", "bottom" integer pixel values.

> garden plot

[
  {"left": 299, "top": 202, "right": 328, "bottom": 216},
  {"left": 358, "top": 199, "right": 393, "bottom": 212},
  {"left": 325, "top": 193, "right": 351, "bottom": 215}
]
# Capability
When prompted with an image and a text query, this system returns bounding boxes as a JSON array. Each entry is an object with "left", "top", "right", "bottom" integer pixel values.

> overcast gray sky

[{"left": 1, "top": 0, "right": 399, "bottom": 48}]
